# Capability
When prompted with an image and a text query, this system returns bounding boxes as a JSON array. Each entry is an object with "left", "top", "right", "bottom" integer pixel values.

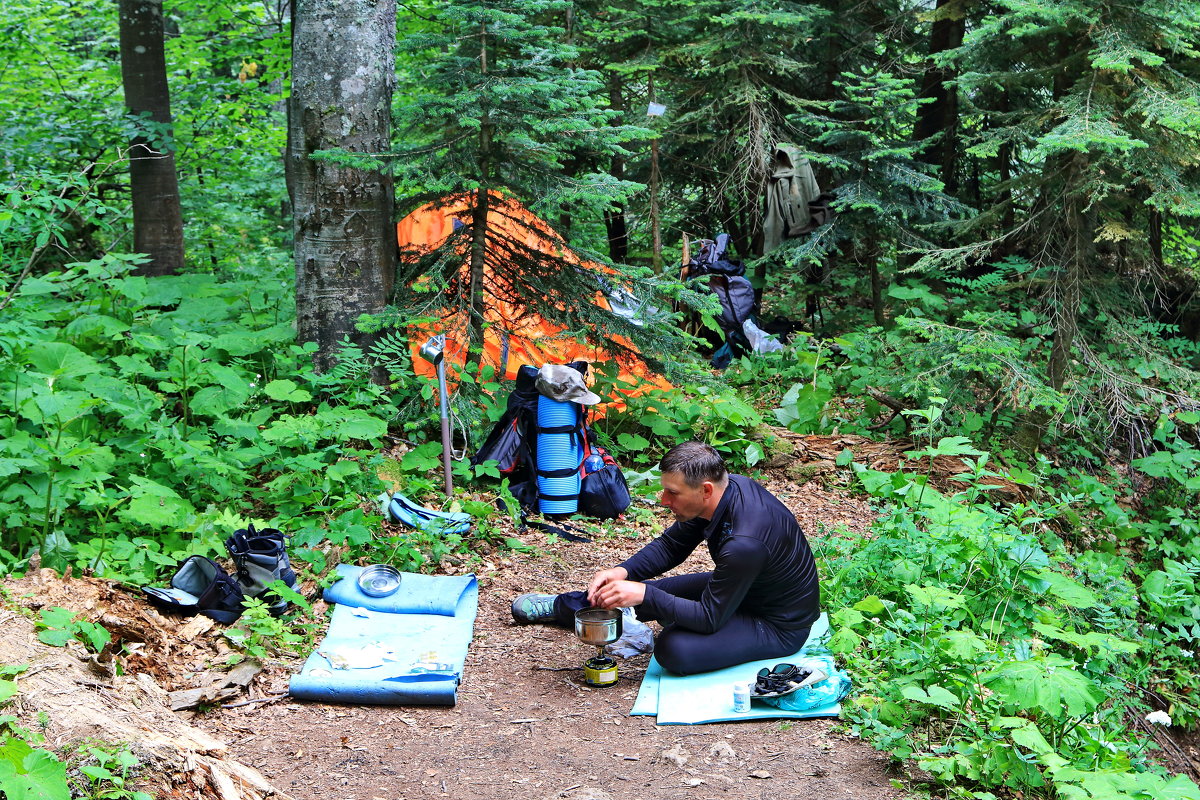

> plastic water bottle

[
  {"left": 733, "top": 681, "right": 752, "bottom": 713},
  {"left": 584, "top": 454, "right": 605, "bottom": 473}
]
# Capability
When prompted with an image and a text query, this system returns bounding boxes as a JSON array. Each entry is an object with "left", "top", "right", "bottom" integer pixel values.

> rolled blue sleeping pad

[{"left": 536, "top": 396, "right": 582, "bottom": 515}]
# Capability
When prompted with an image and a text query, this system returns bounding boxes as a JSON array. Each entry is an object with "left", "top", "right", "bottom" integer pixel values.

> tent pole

[{"left": 436, "top": 357, "right": 454, "bottom": 498}]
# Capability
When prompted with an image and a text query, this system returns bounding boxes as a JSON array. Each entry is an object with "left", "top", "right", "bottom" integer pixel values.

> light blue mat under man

[
  {"left": 631, "top": 612, "right": 851, "bottom": 724},
  {"left": 289, "top": 565, "right": 478, "bottom": 706}
]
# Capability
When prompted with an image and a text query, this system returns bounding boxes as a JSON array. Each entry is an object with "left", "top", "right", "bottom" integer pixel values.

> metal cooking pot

[
  {"left": 357, "top": 564, "right": 402, "bottom": 597},
  {"left": 574, "top": 607, "right": 623, "bottom": 647}
]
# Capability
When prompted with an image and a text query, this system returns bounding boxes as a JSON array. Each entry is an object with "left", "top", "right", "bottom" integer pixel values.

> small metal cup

[
  {"left": 574, "top": 607, "right": 623, "bottom": 647},
  {"left": 418, "top": 335, "right": 445, "bottom": 365}
]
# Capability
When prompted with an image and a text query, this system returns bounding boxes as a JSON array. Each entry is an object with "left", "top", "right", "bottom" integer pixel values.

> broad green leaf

[
  {"left": 401, "top": 441, "right": 444, "bottom": 473},
  {"left": 0, "top": 745, "right": 70, "bottom": 800},
  {"left": 745, "top": 442, "right": 764, "bottom": 467},
  {"left": 1033, "top": 570, "right": 1098, "bottom": 609},
  {"left": 263, "top": 379, "right": 312, "bottom": 402},
  {"left": 1007, "top": 719, "right": 1054, "bottom": 755},
  {"left": 774, "top": 382, "right": 832, "bottom": 433},
  {"left": 121, "top": 493, "right": 195, "bottom": 528},
  {"left": 901, "top": 684, "right": 960, "bottom": 710},
  {"left": 326, "top": 460, "right": 360, "bottom": 482},
  {"left": 905, "top": 583, "right": 966, "bottom": 610},
  {"left": 0, "top": 681, "right": 15, "bottom": 704},
  {"left": 852, "top": 595, "right": 886, "bottom": 615},
  {"left": 337, "top": 411, "right": 387, "bottom": 442},
  {"left": 938, "top": 629, "right": 989, "bottom": 659},
  {"left": 982, "top": 656, "right": 1103, "bottom": 719},
  {"left": 830, "top": 607, "right": 865, "bottom": 629},
  {"left": 1031, "top": 623, "right": 1138, "bottom": 655},
  {"left": 923, "top": 685, "right": 960, "bottom": 709},
  {"left": 23, "top": 342, "right": 103, "bottom": 379},
  {"left": 35, "top": 629, "right": 74, "bottom": 647},
  {"left": 827, "top": 626, "right": 861, "bottom": 654},
  {"left": 616, "top": 432, "right": 650, "bottom": 451},
  {"left": 39, "top": 531, "right": 75, "bottom": 573},
  {"left": 38, "top": 607, "right": 74, "bottom": 629},
  {"left": 63, "top": 314, "right": 130, "bottom": 340},
  {"left": 907, "top": 436, "right": 986, "bottom": 460},
  {"left": 74, "top": 622, "right": 111, "bottom": 653}
]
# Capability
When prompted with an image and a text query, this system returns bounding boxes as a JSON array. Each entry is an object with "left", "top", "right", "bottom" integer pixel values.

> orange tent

[{"left": 397, "top": 193, "right": 671, "bottom": 405}]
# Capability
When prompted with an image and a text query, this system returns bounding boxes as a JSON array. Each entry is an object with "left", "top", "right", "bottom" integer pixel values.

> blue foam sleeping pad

[
  {"left": 630, "top": 612, "right": 843, "bottom": 724},
  {"left": 288, "top": 567, "right": 478, "bottom": 706},
  {"left": 536, "top": 395, "right": 582, "bottom": 515},
  {"left": 323, "top": 565, "right": 470, "bottom": 615}
]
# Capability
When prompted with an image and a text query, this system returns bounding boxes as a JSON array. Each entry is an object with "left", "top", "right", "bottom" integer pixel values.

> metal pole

[{"left": 436, "top": 357, "right": 454, "bottom": 497}]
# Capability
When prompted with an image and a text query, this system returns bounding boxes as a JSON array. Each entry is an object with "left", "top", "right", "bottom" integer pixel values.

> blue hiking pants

[{"left": 553, "top": 572, "right": 811, "bottom": 676}]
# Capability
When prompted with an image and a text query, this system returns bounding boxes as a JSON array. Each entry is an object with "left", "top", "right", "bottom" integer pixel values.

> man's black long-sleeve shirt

[{"left": 617, "top": 474, "right": 820, "bottom": 634}]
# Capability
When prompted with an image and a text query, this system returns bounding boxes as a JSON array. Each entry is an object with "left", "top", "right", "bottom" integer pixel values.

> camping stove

[{"left": 574, "top": 608, "right": 622, "bottom": 687}]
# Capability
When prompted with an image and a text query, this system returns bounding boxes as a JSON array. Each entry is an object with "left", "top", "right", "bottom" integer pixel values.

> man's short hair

[{"left": 660, "top": 441, "right": 728, "bottom": 488}]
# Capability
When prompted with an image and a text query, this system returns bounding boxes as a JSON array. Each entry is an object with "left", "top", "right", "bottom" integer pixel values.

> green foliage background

[{"left": 2, "top": 0, "right": 1200, "bottom": 798}]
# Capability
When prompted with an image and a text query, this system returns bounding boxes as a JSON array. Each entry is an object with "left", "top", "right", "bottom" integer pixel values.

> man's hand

[
  {"left": 592, "top": 579, "right": 646, "bottom": 610},
  {"left": 586, "top": 567, "right": 629, "bottom": 606}
]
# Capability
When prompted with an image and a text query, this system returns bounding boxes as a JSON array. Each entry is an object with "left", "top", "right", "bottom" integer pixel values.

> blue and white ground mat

[
  {"left": 289, "top": 565, "right": 478, "bottom": 706},
  {"left": 630, "top": 612, "right": 846, "bottom": 724}
]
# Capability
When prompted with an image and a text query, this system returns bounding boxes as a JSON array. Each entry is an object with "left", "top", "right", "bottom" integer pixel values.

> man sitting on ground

[{"left": 512, "top": 441, "right": 821, "bottom": 675}]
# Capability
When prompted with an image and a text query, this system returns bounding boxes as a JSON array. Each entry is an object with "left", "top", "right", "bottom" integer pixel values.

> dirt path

[{"left": 195, "top": 477, "right": 905, "bottom": 800}]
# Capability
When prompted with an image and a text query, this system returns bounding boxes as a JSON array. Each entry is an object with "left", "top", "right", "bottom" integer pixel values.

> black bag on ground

[
  {"left": 579, "top": 444, "right": 631, "bottom": 519},
  {"left": 470, "top": 364, "right": 543, "bottom": 479},
  {"left": 142, "top": 555, "right": 246, "bottom": 624}
]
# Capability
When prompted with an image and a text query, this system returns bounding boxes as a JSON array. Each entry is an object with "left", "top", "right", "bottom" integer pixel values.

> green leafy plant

[
  {"left": 34, "top": 607, "right": 110, "bottom": 653},
  {"left": 74, "top": 745, "right": 152, "bottom": 800}
]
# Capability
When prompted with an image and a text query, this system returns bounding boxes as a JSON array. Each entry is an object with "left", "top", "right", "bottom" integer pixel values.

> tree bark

[
  {"left": 604, "top": 75, "right": 628, "bottom": 262},
  {"left": 913, "top": 0, "right": 966, "bottom": 195},
  {"left": 288, "top": 0, "right": 395, "bottom": 374},
  {"left": 119, "top": 0, "right": 185, "bottom": 276},
  {"left": 869, "top": 249, "right": 885, "bottom": 327},
  {"left": 1048, "top": 157, "right": 1092, "bottom": 391},
  {"left": 465, "top": 22, "right": 494, "bottom": 375}
]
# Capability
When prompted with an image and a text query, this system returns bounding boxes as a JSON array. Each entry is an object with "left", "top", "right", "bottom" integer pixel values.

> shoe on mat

[{"left": 511, "top": 593, "right": 558, "bottom": 624}]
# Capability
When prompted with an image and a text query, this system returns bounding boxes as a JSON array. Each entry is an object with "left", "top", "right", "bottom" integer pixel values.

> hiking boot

[
  {"left": 511, "top": 593, "right": 558, "bottom": 624},
  {"left": 225, "top": 524, "right": 297, "bottom": 616}
]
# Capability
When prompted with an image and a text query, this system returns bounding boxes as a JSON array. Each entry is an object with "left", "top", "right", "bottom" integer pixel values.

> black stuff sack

[
  {"left": 579, "top": 445, "right": 632, "bottom": 519},
  {"left": 143, "top": 555, "right": 246, "bottom": 624}
]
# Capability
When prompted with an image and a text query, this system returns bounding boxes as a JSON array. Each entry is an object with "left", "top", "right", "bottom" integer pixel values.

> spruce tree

[
  {"left": 385, "top": 0, "right": 687, "bottom": 377},
  {"left": 945, "top": 0, "right": 1200, "bottom": 400}
]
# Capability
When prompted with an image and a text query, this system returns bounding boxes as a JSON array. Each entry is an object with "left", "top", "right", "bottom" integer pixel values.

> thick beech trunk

[
  {"left": 287, "top": 0, "right": 395, "bottom": 373},
  {"left": 119, "top": 0, "right": 185, "bottom": 276}
]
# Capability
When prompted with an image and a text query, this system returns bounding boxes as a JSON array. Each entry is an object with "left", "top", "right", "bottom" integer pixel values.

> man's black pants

[{"left": 552, "top": 572, "right": 811, "bottom": 676}]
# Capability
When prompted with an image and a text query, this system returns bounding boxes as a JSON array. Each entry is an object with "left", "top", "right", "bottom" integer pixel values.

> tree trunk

[
  {"left": 869, "top": 249, "right": 885, "bottom": 327},
  {"left": 912, "top": 0, "right": 966, "bottom": 194},
  {"left": 468, "top": 185, "right": 490, "bottom": 372},
  {"left": 288, "top": 0, "right": 395, "bottom": 374},
  {"left": 464, "top": 23, "right": 494, "bottom": 376},
  {"left": 650, "top": 137, "right": 662, "bottom": 269},
  {"left": 604, "top": 75, "right": 629, "bottom": 262},
  {"left": 1149, "top": 208, "right": 1164, "bottom": 272},
  {"left": 119, "top": 0, "right": 185, "bottom": 276},
  {"left": 1048, "top": 157, "right": 1092, "bottom": 391}
]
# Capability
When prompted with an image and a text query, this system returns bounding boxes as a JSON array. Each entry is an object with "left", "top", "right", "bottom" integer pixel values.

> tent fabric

[{"left": 396, "top": 193, "right": 671, "bottom": 404}]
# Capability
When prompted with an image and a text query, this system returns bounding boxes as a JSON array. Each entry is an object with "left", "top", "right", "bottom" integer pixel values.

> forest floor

[
  {"left": 7, "top": 437, "right": 1198, "bottom": 799},
  {"left": 190, "top": 470, "right": 906, "bottom": 800}
]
